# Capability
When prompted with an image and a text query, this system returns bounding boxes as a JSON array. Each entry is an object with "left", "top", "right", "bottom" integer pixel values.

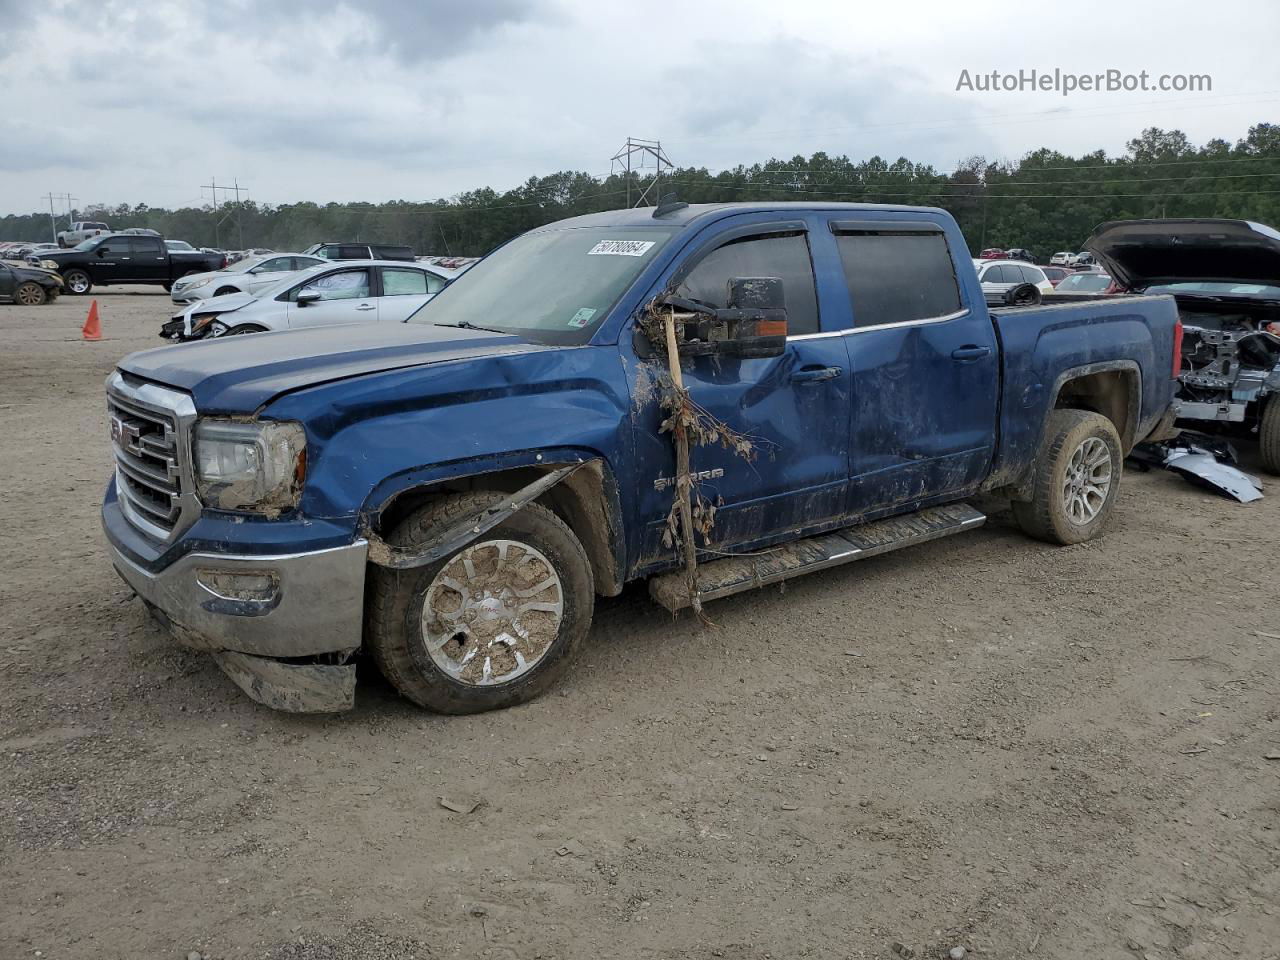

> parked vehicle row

[{"left": 39, "top": 233, "right": 226, "bottom": 295}]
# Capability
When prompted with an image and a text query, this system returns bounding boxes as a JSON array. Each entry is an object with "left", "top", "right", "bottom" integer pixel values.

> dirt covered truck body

[{"left": 102, "top": 202, "right": 1179, "bottom": 712}]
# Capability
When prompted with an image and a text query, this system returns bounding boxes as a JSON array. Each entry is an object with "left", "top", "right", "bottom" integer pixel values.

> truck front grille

[{"left": 107, "top": 372, "right": 198, "bottom": 541}]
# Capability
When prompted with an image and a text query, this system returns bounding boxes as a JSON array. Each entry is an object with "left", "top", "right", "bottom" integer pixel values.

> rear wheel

[
  {"left": 1013, "top": 409, "right": 1123, "bottom": 545},
  {"left": 1259, "top": 395, "right": 1280, "bottom": 475},
  {"left": 14, "top": 282, "right": 47, "bottom": 306},
  {"left": 367, "top": 493, "right": 594, "bottom": 714},
  {"left": 63, "top": 269, "right": 91, "bottom": 295}
]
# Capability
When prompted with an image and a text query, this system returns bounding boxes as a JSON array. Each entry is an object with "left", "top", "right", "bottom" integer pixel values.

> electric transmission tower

[
  {"left": 200, "top": 177, "right": 249, "bottom": 248},
  {"left": 610, "top": 138, "right": 674, "bottom": 208}
]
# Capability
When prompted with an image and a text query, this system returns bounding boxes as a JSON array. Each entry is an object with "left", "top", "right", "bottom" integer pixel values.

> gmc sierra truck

[
  {"left": 43, "top": 234, "right": 224, "bottom": 295},
  {"left": 102, "top": 202, "right": 1180, "bottom": 714}
]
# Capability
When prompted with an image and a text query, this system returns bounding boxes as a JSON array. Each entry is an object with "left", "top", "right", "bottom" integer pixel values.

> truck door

[
  {"left": 828, "top": 220, "right": 999, "bottom": 514},
  {"left": 128, "top": 237, "right": 168, "bottom": 281},
  {"left": 90, "top": 235, "right": 133, "bottom": 283},
  {"left": 629, "top": 220, "right": 852, "bottom": 559}
]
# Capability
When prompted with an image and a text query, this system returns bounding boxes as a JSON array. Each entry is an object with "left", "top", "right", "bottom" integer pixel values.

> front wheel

[
  {"left": 1012, "top": 409, "right": 1123, "bottom": 545},
  {"left": 14, "top": 281, "right": 48, "bottom": 306},
  {"left": 367, "top": 493, "right": 594, "bottom": 714},
  {"left": 1259, "top": 395, "right": 1280, "bottom": 475},
  {"left": 63, "top": 269, "right": 92, "bottom": 295}
]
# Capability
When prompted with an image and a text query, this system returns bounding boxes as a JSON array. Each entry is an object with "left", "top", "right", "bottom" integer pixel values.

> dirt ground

[{"left": 2, "top": 288, "right": 1278, "bottom": 960}]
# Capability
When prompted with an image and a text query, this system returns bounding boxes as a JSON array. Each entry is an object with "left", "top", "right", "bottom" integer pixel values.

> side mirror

[
  {"left": 657, "top": 277, "right": 788, "bottom": 359},
  {"left": 96, "top": 247, "right": 106, "bottom": 257},
  {"left": 297, "top": 290, "right": 321, "bottom": 306}
]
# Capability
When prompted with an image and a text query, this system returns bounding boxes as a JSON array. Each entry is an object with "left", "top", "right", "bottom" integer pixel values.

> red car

[
  {"left": 978, "top": 248, "right": 1007, "bottom": 259},
  {"left": 1041, "top": 265, "right": 1071, "bottom": 287}
]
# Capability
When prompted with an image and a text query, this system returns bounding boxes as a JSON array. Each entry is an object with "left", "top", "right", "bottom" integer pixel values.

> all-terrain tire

[
  {"left": 63, "top": 269, "right": 92, "bottom": 295},
  {"left": 1259, "top": 395, "right": 1280, "bottom": 475},
  {"left": 1012, "top": 409, "right": 1123, "bottom": 545},
  {"left": 366, "top": 492, "right": 594, "bottom": 714}
]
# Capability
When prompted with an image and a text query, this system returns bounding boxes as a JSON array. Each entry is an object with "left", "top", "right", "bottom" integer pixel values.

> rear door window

[
  {"left": 674, "top": 232, "right": 820, "bottom": 336},
  {"left": 833, "top": 228, "right": 962, "bottom": 326},
  {"left": 128, "top": 237, "right": 163, "bottom": 256},
  {"left": 380, "top": 267, "right": 444, "bottom": 296}
]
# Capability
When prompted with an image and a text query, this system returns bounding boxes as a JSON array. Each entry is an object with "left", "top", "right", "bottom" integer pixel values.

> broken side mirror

[{"left": 656, "top": 277, "right": 788, "bottom": 359}]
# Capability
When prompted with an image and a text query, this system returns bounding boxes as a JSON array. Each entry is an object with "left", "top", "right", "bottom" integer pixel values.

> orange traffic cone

[{"left": 82, "top": 300, "right": 102, "bottom": 341}]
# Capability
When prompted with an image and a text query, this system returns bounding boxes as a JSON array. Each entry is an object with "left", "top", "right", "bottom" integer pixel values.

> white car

[
  {"left": 973, "top": 259, "right": 1056, "bottom": 299},
  {"left": 1049, "top": 251, "right": 1073, "bottom": 266},
  {"left": 165, "top": 259, "right": 451, "bottom": 340},
  {"left": 170, "top": 253, "right": 326, "bottom": 303}
]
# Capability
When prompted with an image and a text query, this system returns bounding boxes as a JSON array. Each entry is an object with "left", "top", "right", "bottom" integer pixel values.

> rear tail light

[{"left": 1172, "top": 318, "right": 1184, "bottom": 378}]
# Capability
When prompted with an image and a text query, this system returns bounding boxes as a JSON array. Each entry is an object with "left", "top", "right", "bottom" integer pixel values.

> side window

[
  {"left": 128, "top": 238, "right": 162, "bottom": 256},
  {"left": 99, "top": 237, "right": 130, "bottom": 256},
  {"left": 260, "top": 258, "right": 291, "bottom": 272},
  {"left": 1020, "top": 265, "right": 1044, "bottom": 284},
  {"left": 317, "top": 245, "right": 341, "bottom": 259},
  {"left": 295, "top": 269, "right": 370, "bottom": 301},
  {"left": 338, "top": 245, "right": 371, "bottom": 259},
  {"left": 293, "top": 257, "right": 320, "bottom": 271},
  {"left": 380, "top": 268, "right": 442, "bottom": 296},
  {"left": 674, "top": 233, "right": 819, "bottom": 336},
  {"left": 835, "top": 231, "right": 962, "bottom": 326}
]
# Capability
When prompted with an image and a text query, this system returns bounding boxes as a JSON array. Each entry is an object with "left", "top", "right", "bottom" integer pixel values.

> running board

[{"left": 648, "top": 503, "right": 987, "bottom": 612}]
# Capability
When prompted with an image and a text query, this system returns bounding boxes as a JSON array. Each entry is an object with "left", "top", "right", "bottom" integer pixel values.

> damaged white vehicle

[
  {"left": 170, "top": 252, "right": 325, "bottom": 303},
  {"left": 1087, "top": 218, "right": 1280, "bottom": 473}
]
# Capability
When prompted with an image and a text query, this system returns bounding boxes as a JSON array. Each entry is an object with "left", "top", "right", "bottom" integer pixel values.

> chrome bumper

[{"left": 109, "top": 539, "right": 369, "bottom": 711}]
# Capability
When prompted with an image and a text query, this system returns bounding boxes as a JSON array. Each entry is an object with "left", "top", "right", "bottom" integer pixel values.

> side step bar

[{"left": 648, "top": 503, "right": 986, "bottom": 612}]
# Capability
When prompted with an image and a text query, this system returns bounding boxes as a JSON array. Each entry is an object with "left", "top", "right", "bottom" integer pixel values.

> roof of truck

[{"left": 540, "top": 201, "right": 954, "bottom": 230}]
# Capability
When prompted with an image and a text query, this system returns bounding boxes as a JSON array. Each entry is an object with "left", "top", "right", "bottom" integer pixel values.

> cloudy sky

[{"left": 1, "top": 0, "right": 1277, "bottom": 216}]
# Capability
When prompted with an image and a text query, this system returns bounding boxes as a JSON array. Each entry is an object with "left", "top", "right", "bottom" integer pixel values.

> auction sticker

[
  {"left": 568, "top": 307, "right": 597, "bottom": 328},
  {"left": 587, "top": 239, "right": 655, "bottom": 257}
]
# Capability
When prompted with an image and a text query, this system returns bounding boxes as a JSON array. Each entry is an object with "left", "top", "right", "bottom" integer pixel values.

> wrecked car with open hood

[{"left": 1085, "top": 218, "right": 1280, "bottom": 472}]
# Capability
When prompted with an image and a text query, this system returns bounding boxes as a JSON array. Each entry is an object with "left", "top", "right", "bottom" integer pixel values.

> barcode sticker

[{"left": 587, "top": 240, "right": 656, "bottom": 257}]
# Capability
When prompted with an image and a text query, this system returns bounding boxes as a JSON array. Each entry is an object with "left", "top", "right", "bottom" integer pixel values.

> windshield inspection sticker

[
  {"left": 568, "top": 307, "right": 598, "bottom": 328},
  {"left": 587, "top": 239, "right": 655, "bottom": 257}
]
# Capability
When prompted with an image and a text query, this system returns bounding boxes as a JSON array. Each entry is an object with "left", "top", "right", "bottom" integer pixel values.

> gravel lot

[{"left": 1, "top": 289, "right": 1278, "bottom": 960}]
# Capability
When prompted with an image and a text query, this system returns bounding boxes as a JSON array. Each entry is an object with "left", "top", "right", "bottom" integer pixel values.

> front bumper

[{"left": 107, "top": 516, "right": 369, "bottom": 711}]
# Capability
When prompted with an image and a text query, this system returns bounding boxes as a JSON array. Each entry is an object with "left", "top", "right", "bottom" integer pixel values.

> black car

[
  {"left": 38, "top": 234, "right": 225, "bottom": 295},
  {"left": 1006, "top": 247, "right": 1035, "bottom": 262},
  {"left": 0, "top": 261, "right": 64, "bottom": 305}
]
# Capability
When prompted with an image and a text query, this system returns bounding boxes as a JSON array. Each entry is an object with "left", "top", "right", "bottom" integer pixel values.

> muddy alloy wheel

[
  {"left": 64, "top": 269, "right": 91, "bottom": 295},
  {"left": 15, "top": 281, "right": 47, "bottom": 306},
  {"left": 421, "top": 539, "right": 564, "bottom": 686},
  {"left": 367, "top": 492, "right": 593, "bottom": 714},
  {"left": 1012, "top": 408, "right": 1122, "bottom": 545}
]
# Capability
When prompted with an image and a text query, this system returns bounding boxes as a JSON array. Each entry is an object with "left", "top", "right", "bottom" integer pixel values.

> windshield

[
  {"left": 223, "top": 255, "right": 267, "bottom": 275},
  {"left": 1145, "top": 281, "right": 1280, "bottom": 299},
  {"left": 407, "top": 227, "right": 675, "bottom": 344}
]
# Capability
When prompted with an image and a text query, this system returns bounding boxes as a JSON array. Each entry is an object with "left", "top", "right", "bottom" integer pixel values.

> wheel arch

[
  {"left": 1049, "top": 360, "right": 1141, "bottom": 453},
  {"left": 365, "top": 454, "right": 626, "bottom": 597}
]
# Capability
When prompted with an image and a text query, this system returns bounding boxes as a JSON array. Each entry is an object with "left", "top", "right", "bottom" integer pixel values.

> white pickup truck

[{"left": 56, "top": 221, "right": 111, "bottom": 247}]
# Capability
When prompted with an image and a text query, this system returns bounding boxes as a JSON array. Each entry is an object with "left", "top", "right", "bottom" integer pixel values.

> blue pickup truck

[{"left": 103, "top": 202, "right": 1180, "bottom": 713}]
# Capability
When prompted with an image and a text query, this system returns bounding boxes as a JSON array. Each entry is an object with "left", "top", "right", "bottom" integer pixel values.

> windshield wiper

[{"left": 432, "top": 320, "right": 507, "bottom": 334}]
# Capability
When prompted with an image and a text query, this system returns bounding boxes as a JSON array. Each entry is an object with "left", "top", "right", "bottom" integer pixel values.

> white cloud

[{"left": 2, "top": 0, "right": 1277, "bottom": 214}]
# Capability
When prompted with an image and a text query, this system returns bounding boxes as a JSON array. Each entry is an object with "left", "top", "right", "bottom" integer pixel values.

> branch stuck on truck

[{"left": 102, "top": 202, "right": 1180, "bottom": 713}]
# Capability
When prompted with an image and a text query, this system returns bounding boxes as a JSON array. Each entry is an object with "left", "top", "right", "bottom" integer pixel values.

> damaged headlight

[
  {"left": 193, "top": 419, "right": 306, "bottom": 513},
  {"left": 189, "top": 311, "right": 221, "bottom": 336}
]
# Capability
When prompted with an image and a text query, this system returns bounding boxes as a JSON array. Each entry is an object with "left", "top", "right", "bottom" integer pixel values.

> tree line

[{"left": 4, "top": 123, "right": 1278, "bottom": 261}]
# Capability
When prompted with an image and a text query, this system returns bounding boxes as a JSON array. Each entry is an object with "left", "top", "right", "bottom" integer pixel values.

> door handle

[
  {"left": 951, "top": 345, "right": 991, "bottom": 362},
  {"left": 355, "top": 304, "right": 376, "bottom": 311},
  {"left": 791, "top": 365, "right": 843, "bottom": 383}
]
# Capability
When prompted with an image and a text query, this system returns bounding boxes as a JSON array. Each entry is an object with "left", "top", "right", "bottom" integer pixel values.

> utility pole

[
  {"left": 200, "top": 178, "right": 248, "bottom": 248},
  {"left": 42, "top": 192, "right": 76, "bottom": 242},
  {"left": 610, "top": 138, "right": 674, "bottom": 208}
]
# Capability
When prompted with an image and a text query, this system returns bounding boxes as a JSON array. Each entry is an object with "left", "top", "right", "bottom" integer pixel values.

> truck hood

[
  {"left": 1085, "top": 218, "right": 1280, "bottom": 290},
  {"left": 119, "top": 322, "right": 547, "bottom": 413}
]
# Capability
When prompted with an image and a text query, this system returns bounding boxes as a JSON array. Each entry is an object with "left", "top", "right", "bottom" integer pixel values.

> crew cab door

[
  {"left": 375, "top": 265, "right": 445, "bottom": 322},
  {"left": 629, "top": 218, "right": 852, "bottom": 558},
  {"left": 128, "top": 237, "right": 168, "bottom": 281},
  {"left": 284, "top": 266, "right": 378, "bottom": 328},
  {"left": 828, "top": 220, "right": 999, "bottom": 513},
  {"left": 90, "top": 235, "right": 134, "bottom": 282}
]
